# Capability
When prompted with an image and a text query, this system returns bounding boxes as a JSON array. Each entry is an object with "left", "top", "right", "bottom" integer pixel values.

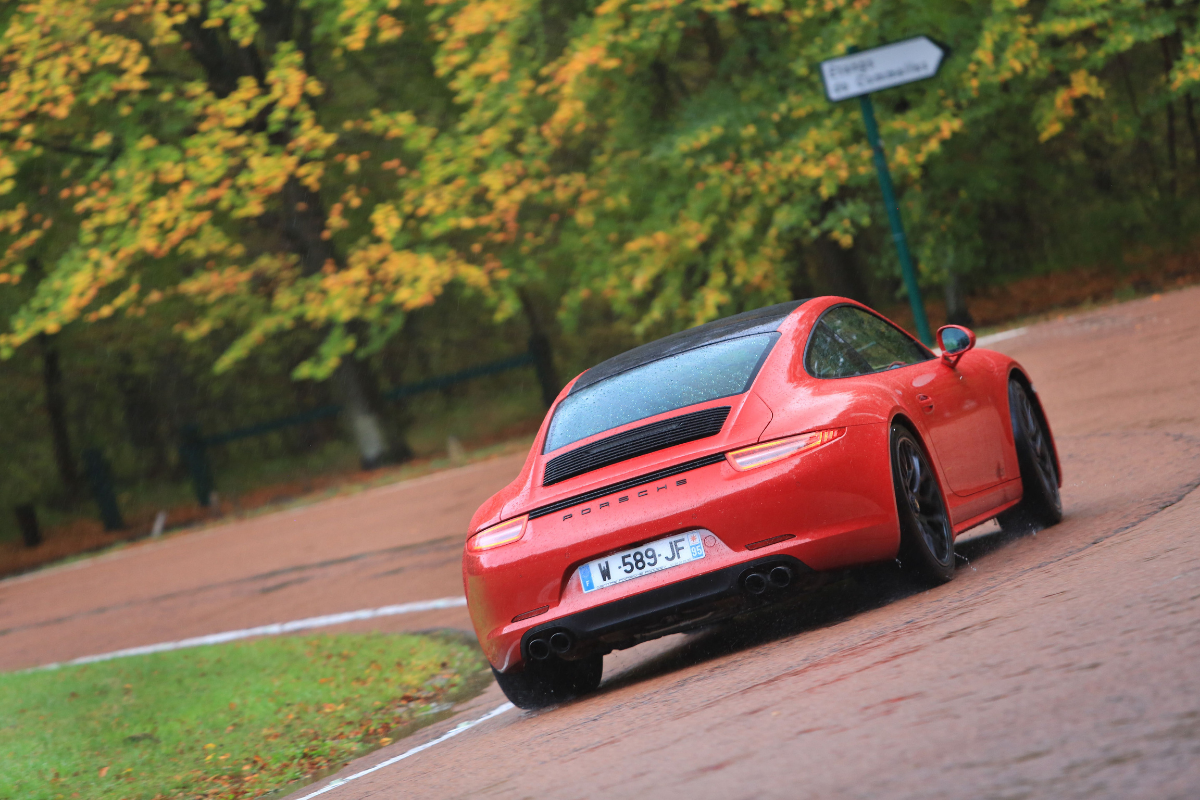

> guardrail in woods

[{"left": 178, "top": 347, "right": 540, "bottom": 507}]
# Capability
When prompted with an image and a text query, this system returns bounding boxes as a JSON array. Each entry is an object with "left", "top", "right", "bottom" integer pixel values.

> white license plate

[{"left": 578, "top": 531, "right": 707, "bottom": 593}]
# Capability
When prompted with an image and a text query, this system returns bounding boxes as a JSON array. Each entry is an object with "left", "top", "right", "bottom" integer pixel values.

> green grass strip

[{"left": 0, "top": 632, "right": 489, "bottom": 800}]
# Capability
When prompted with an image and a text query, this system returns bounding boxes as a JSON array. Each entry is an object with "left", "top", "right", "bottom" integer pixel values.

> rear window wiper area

[{"left": 544, "top": 333, "right": 780, "bottom": 454}]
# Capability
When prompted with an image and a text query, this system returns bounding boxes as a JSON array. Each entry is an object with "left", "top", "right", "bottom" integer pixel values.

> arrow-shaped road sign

[
  {"left": 818, "top": 36, "right": 949, "bottom": 346},
  {"left": 819, "top": 36, "right": 946, "bottom": 103}
]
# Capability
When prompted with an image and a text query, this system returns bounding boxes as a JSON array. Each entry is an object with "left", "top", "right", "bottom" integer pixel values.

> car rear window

[{"left": 544, "top": 333, "right": 779, "bottom": 453}]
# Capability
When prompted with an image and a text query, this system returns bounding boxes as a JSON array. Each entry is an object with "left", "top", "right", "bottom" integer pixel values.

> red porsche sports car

[{"left": 463, "top": 297, "right": 1062, "bottom": 708}]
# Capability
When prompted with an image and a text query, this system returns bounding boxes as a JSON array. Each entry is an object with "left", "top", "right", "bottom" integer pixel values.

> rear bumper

[
  {"left": 466, "top": 422, "right": 900, "bottom": 672},
  {"left": 520, "top": 554, "right": 814, "bottom": 664}
]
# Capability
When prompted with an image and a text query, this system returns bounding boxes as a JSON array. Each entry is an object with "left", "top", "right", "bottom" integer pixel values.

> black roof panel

[{"left": 569, "top": 299, "right": 810, "bottom": 395}]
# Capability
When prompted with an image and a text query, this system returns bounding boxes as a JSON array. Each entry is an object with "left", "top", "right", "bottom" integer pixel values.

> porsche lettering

[{"left": 561, "top": 478, "right": 688, "bottom": 521}]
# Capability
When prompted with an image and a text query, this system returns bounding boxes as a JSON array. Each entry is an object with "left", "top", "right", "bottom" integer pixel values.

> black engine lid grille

[{"left": 542, "top": 406, "right": 731, "bottom": 487}]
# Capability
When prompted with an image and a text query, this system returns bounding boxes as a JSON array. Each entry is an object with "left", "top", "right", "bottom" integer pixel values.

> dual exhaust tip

[
  {"left": 527, "top": 564, "right": 794, "bottom": 659},
  {"left": 744, "top": 565, "right": 793, "bottom": 595},
  {"left": 527, "top": 630, "right": 572, "bottom": 661}
]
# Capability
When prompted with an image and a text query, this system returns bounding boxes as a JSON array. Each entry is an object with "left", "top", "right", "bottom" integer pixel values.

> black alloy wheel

[
  {"left": 998, "top": 380, "right": 1063, "bottom": 534},
  {"left": 491, "top": 653, "right": 603, "bottom": 710},
  {"left": 890, "top": 425, "right": 956, "bottom": 584}
]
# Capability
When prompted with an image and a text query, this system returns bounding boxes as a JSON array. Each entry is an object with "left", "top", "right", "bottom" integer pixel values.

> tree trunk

[
  {"left": 698, "top": 12, "right": 725, "bottom": 68},
  {"left": 332, "top": 359, "right": 395, "bottom": 469},
  {"left": 1116, "top": 53, "right": 1163, "bottom": 193},
  {"left": 37, "top": 330, "right": 80, "bottom": 495},
  {"left": 181, "top": 13, "right": 407, "bottom": 468},
  {"left": 14, "top": 503, "right": 42, "bottom": 548},
  {"left": 812, "top": 234, "right": 870, "bottom": 303},
  {"left": 116, "top": 353, "right": 170, "bottom": 476},
  {"left": 517, "top": 288, "right": 562, "bottom": 407},
  {"left": 943, "top": 270, "right": 974, "bottom": 328},
  {"left": 279, "top": 177, "right": 410, "bottom": 466},
  {"left": 783, "top": 233, "right": 819, "bottom": 301},
  {"left": 1161, "top": 38, "right": 1179, "bottom": 199},
  {"left": 1185, "top": 92, "right": 1200, "bottom": 170},
  {"left": 1173, "top": 29, "right": 1200, "bottom": 172}
]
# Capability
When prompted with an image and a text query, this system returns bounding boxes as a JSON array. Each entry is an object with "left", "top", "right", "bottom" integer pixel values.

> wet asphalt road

[
  {"left": 4, "top": 288, "right": 1199, "bottom": 799},
  {"left": 289, "top": 287, "right": 1200, "bottom": 800}
]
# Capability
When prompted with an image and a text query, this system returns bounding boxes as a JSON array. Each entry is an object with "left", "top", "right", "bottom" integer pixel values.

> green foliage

[
  {"left": 417, "top": 0, "right": 1199, "bottom": 333},
  {"left": 2, "top": 0, "right": 1197, "bottom": 356},
  {"left": 0, "top": 0, "right": 485, "bottom": 380},
  {"left": 0, "top": 632, "right": 488, "bottom": 800},
  {"left": 0, "top": 0, "right": 1196, "bottom": 524},
  {"left": 1, "top": 0, "right": 1197, "bottom": 350}
]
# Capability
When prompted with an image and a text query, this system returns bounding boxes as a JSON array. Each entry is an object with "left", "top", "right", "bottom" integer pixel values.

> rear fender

[{"left": 756, "top": 382, "right": 893, "bottom": 442}]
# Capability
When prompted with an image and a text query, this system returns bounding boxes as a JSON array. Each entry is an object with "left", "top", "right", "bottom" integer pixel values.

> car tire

[
  {"left": 998, "top": 380, "right": 1063, "bottom": 534},
  {"left": 491, "top": 654, "right": 603, "bottom": 710},
  {"left": 890, "top": 424, "right": 956, "bottom": 584}
]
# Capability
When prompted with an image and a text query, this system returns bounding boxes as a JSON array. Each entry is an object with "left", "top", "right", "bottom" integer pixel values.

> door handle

[{"left": 917, "top": 393, "right": 934, "bottom": 413}]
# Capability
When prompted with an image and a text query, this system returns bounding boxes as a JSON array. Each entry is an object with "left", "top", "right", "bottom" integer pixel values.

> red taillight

[
  {"left": 725, "top": 428, "right": 846, "bottom": 471},
  {"left": 467, "top": 515, "right": 528, "bottom": 552}
]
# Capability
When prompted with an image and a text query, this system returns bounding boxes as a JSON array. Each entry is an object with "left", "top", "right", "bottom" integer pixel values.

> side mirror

[{"left": 937, "top": 324, "right": 975, "bottom": 367}]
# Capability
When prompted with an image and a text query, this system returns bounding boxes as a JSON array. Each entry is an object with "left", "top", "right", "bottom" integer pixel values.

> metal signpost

[{"left": 820, "top": 36, "right": 947, "bottom": 346}]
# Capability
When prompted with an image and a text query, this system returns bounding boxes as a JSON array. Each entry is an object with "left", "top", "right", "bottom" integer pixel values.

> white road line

[
  {"left": 977, "top": 326, "right": 1028, "bottom": 346},
  {"left": 35, "top": 596, "right": 468, "bottom": 670},
  {"left": 293, "top": 702, "right": 516, "bottom": 800}
]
